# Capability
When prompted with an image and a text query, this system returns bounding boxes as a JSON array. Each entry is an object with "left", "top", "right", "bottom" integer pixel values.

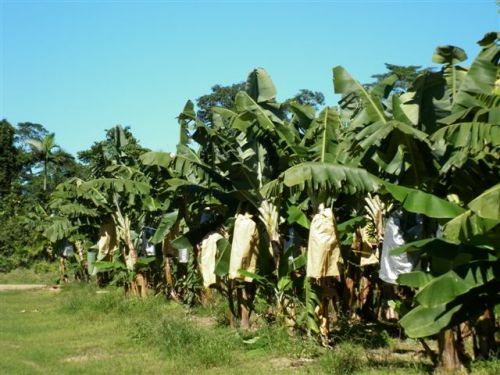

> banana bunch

[
  {"left": 364, "top": 193, "right": 393, "bottom": 244},
  {"left": 259, "top": 200, "right": 282, "bottom": 241}
]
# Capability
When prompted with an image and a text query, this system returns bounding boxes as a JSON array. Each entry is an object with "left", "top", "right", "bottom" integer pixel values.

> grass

[
  {"left": 1, "top": 283, "right": 499, "bottom": 374},
  {"left": 0, "top": 261, "right": 59, "bottom": 284}
]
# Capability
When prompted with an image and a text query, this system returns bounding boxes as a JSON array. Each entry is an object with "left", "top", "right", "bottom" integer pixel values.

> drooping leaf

[
  {"left": 392, "top": 93, "right": 419, "bottom": 125},
  {"left": 415, "top": 261, "right": 497, "bottom": 308},
  {"left": 432, "top": 45, "right": 467, "bottom": 65},
  {"left": 336, "top": 216, "right": 366, "bottom": 235},
  {"left": 443, "top": 209, "right": 500, "bottom": 244},
  {"left": 283, "top": 162, "right": 382, "bottom": 195},
  {"left": 136, "top": 256, "right": 156, "bottom": 270},
  {"left": 400, "top": 303, "right": 462, "bottom": 338},
  {"left": 234, "top": 91, "right": 307, "bottom": 157},
  {"left": 467, "top": 183, "right": 500, "bottom": 220},
  {"left": 94, "top": 260, "right": 126, "bottom": 271},
  {"left": 384, "top": 183, "right": 465, "bottom": 218},
  {"left": 214, "top": 237, "right": 231, "bottom": 276},
  {"left": 398, "top": 271, "right": 434, "bottom": 288},
  {"left": 43, "top": 217, "right": 74, "bottom": 243},
  {"left": 286, "top": 205, "right": 310, "bottom": 229},
  {"left": 171, "top": 235, "right": 193, "bottom": 251},
  {"left": 140, "top": 151, "right": 173, "bottom": 169},
  {"left": 390, "top": 238, "right": 457, "bottom": 256},
  {"left": 304, "top": 277, "right": 321, "bottom": 334},
  {"left": 150, "top": 210, "right": 179, "bottom": 244},
  {"left": 431, "top": 122, "right": 500, "bottom": 172},
  {"left": 454, "top": 33, "right": 499, "bottom": 111}
]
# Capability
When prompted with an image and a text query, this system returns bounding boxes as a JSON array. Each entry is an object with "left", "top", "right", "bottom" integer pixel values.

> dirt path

[{"left": 0, "top": 284, "right": 47, "bottom": 291}]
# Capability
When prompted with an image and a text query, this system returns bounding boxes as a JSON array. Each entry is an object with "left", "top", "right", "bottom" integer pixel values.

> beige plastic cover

[
  {"left": 229, "top": 213, "right": 259, "bottom": 282},
  {"left": 97, "top": 220, "right": 117, "bottom": 261},
  {"left": 200, "top": 231, "right": 223, "bottom": 288},
  {"left": 306, "top": 204, "right": 341, "bottom": 278}
]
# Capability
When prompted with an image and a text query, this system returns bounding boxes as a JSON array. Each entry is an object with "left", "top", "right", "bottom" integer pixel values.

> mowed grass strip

[
  {"left": 2, "top": 285, "right": 498, "bottom": 375},
  {"left": 0, "top": 288, "right": 168, "bottom": 374},
  {"left": 0, "top": 285, "right": 321, "bottom": 375}
]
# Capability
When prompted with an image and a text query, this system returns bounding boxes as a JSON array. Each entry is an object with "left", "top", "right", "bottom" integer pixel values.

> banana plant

[
  {"left": 389, "top": 184, "right": 499, "bottom": 368},
  {"left": 430, "top": 32, "right": 500, "bottom": 203},
  {"left": 380, "top": 33, "right": 500, "bottom": 370}
]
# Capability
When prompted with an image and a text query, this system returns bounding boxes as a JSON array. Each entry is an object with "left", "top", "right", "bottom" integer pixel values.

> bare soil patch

[{"left": 0, "top": 284, "right": 47, "bottom": 291}]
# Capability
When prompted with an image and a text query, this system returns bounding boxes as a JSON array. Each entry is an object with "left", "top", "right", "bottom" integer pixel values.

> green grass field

[{"left": 0, "top": 284, "right": 498, "bottom": 375}]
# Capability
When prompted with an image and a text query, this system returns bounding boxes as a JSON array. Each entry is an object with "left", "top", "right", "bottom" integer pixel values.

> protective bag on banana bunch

[
  {"left": 97, "top": 220, "right": 117, "bottom": 261},
  {"left": 229, "top": 213, "right": 259, "bottom": 282},
  {"left": 306, "top": 204, "right": 341, "bottom": 278},
  {"left": 200, "top": 231, "right": 224, "bottom": 288},
  {"left": 379, "top": 209, "right": 422, "bottom": 284}
]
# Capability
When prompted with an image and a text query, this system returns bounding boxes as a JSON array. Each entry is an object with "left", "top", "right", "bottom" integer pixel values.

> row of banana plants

[{"left": 42, "top": 31, "right": 499, "bottom": 372}]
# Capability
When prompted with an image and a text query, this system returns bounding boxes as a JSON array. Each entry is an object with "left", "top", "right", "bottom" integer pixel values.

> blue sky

[{"left": 1, "top": 0, "right": 498, "bottom": 155}]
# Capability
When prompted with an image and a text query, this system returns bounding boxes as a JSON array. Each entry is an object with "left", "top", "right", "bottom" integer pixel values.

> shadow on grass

[
  {"left": 329, "top": 318, "right": 397, "bottom": 349},
  {"left": 366, "top": 356, "right": 434, "bottom": 374}
]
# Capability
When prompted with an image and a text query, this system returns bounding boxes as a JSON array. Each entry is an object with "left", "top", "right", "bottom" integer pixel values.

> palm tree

[{"left": 26, "top": 133, "right": 59, "bottom": 191}]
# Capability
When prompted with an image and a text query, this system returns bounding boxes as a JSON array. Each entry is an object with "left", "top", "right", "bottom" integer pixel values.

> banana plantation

[{"left": 2, "top": 32, "right": 499, "bottom": 373}]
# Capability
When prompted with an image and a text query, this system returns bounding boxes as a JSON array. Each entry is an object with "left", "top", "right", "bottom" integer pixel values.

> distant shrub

[{"left": 0, "top": 255, "right": 16, "bottom": 273}]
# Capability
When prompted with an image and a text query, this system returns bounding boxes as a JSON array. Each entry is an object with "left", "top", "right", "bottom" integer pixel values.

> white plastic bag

[
  {"left": 379, "top": 211, "right": 420, "bottom": 284},
  {"left": 306, "top": 204, "right": 341, "bottom": 278}
]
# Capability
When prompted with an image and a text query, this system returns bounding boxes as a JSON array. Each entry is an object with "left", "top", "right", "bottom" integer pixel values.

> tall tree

[
  {"left": 26, "top": 133, "right": 59, "bottom": 192},
  {"left": 0, "top": 120, "right": 19, "bottom": 197},
  {"left": 196, "top": 82, "right": 246, "bottom": 123},
  {"left": 369, "top": 63, "right": 434, "bottom": 92},
  {"left": 284, "top": 89, "right": 325, "bottom": 109}
]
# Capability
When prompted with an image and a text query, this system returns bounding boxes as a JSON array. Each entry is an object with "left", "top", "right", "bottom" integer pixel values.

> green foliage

[
  {"left": 0, "top": 120, "right": 19, "bottom": 197},
  {"left": 196, "top": 82, "right": 246, "bottom": 123},
  {"left": 319, "top": 344, "right": 364, "bottom": 375},
  {"left": 77, "top": 126, "right": 149, "bottom": 178},
  {"left": 283, "top": 162, "right": 382, "bottom": 194},
  {"left": 369, "top": 63, "right": 434, "bottom": 92},
  {"left": 395, "top": 184, "right": 500, "bottom": 338},
  {"left": 3, "top": 26, "right": 500, "bottom": 373},
  {"left": 383, "top": 183, "right": 465, "bottom": 218},
  {"left": 334, "top": 65, "right": 393, "bottom": 127}
]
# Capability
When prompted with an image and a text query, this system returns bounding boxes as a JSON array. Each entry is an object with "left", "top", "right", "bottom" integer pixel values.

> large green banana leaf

[
  {"left": 453, "top": 32, "right": 499, "bottom": 112},
  {"left": 302, "top": 107, "right": 341, "bottom": 162},
  {"left": 43, "top": 217, "right": 75, "bottom": 243},
  {"left": 415, "top": 260, "right": 497, "bottom": 308},
  {"left": 234, "top": 91, "right": 307, "bottom": 157},
  {"left": 282, "top": 162, "right": 382, "bottom": 195},
  {"left": 245, "top": 68, "right": 277, "bottom": 103},
  {"left": 384, "top": 183, "right": 465, "bottom": 218},
  {"left": 398, "top": 271, "right": 434, "bottom": 288},
  {"left": 333, "top": 66, "right": 393, "bottom": 127},
  {"left": 400, "top": 303, "right": 463, "bottom": 338},
  {"left": 140, "top": 151, "right": 173, "bottom": 168},
  {"left": 150, "top": 210, "right": 179, "bottom": 244},
  {"left": 467, "top": 183, "right": 500, "bottom": 220},
  {"left": 443, "top": 184, "right": 500, "bottom": 243}
]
